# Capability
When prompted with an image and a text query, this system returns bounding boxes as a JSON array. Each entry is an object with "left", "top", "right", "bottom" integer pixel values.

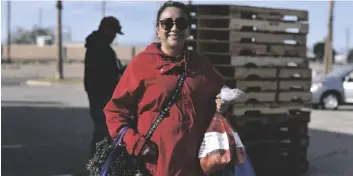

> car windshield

[{"left": 327, "top": 65, "right": 353, "bottom": 78}]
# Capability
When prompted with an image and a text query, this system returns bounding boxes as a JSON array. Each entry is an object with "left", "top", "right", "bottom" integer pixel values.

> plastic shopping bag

[
  {"left": 199, "top": 86, "right": 245, "bottom": 175},
  {"left": 220, "top": 133, "right": 256, "bottom": 176},
  {"left": 233, "top": 151, "right": 257, "bottom": 176}
]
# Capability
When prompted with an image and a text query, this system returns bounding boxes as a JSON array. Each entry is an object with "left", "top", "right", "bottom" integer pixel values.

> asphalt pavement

[{"left": 1, "top": 80, "right": 91, "bottom": 176}]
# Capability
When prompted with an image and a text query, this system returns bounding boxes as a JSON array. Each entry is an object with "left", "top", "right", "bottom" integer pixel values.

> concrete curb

[
  {"left": 25, "top": 78, "right": 83, "bottom": 87},
  {"left": 26, "top": 80, "right": 53, "bottom": 87}
]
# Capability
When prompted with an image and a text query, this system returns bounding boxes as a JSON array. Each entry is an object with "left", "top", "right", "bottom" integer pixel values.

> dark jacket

[
  {"left": 104, "top": 43, "right": 225, "bottom": 176},
  {"left": 84, "top": 31, "right": 125, "bottom": 97}
]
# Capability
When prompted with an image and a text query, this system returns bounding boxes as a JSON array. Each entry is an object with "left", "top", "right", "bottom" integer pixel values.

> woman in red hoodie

[{"left": 104, "top": 1, "right": 230, "bottom": 175}]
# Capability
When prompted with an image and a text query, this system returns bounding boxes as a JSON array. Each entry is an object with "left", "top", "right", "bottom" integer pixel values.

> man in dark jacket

[{"left": 84, "top": 16, "right": 126, "bottom": 156}]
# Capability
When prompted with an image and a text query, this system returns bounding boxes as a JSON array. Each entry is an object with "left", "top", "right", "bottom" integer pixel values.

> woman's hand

[
  {"left": 215, "top": 96, "right": 232, "bottom": 113},
  {"left": 141, "top": 140, "right": 158, "bottom": 163}
]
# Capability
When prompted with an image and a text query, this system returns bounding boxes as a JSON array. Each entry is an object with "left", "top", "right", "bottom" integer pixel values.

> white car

[{"left": 311, "top": 64, "right": 353, "bottom": 110}]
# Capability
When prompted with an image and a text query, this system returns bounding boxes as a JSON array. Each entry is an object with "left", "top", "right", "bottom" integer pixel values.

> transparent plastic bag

[
  {"left": 217, "top": 86, "right": 245, "bottom": 102},
  {"left": 199, "top": 86, "right": 245, "bottom": 175}
]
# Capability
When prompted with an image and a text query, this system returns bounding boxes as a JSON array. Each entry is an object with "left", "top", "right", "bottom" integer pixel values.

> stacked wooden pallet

[{"left": 188, "top": 4, "right": 311, "bottom": 176}]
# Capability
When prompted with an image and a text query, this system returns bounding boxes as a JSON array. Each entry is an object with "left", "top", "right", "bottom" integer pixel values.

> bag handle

[{"left": 100, "top": 126, "right": 129, "bottom": 176}]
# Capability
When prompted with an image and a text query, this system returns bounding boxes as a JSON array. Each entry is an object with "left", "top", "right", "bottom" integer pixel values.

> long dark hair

[{"left": 156, "top": 1, "right": 192, "bottom": 27}]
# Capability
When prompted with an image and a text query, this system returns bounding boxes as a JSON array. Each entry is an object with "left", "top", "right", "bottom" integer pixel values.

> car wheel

[{"left": 321, "top": 93, "right": 339, "bottom": 110}]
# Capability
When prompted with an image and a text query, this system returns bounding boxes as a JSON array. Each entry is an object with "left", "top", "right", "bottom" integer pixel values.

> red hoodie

[{"left": 104, "top": 43, "right": 225, "bottom": 176}]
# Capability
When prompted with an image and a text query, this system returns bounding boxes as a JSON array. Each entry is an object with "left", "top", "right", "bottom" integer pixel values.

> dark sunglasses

[{"left": 159, "top": 18, "right": 189, "bottom": 31}]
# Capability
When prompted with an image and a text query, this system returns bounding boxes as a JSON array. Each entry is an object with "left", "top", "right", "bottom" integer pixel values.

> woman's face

[{"left": 156, "top": 7, "right": 189, "bottom": 50}]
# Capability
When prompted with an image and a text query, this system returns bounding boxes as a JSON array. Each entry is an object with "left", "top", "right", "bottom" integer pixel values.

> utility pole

[
  {"left": 346, "top": 28, "right": 350, "bottom": 53},
  {"left": 7, "top": 1, "right": 12, "bottom": 63},
  {"left": 39, "top": 8, "right": 43, "bottom": 27},
  {"left": 324, "top": 0, "right": 334, "bottom": 75},
  {"left": 56, "top": 0, "right": 64, "bottom": 79},
  {"left": 102, "top": 0, "right": 106, "bottom": 18}
]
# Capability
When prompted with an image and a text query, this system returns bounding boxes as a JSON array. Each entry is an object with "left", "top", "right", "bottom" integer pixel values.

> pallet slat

[
  {"left": 233, "top": 92, "right": 276, "bottom": 103},
  {"left": 214, "top": 66, "right": 277, "bottom": 79},
  {"left": 278, "top": 92, "right": 312, "bottom": 102},
  {"left": 278, "top": 68, "right": 312, "bottom": 79},
  {"left": 191, "top": 18, "right": 308, "bottom": 34},
  {"left": 189, "top": 5, "right": 309, "bottom": 22},
  {"left": 225, "top": 79, "right": 311, "bottom": 92},
  {"left": 199, "top": 53, "right": 309, "bottom": 68},
  {"left": 230, "top": 5, "right": 308, "bottom": 22},
  {"left": 230, "top": 103, "right": 311, "bottom": 116},
  {"left": 230, "top": 18, "right": 308, "bottom": 34},
  {"left": 229, "top": 113, "right": 310, "bottom": 126},
  {"left": 230, "top": 56, "right": 308, "bottom": 68},
  {"left": 230, "top": 31, "right": 306, "bottom": 45},
  {"left": 231, "top": 42, "right": 307, "bottom": 57},
  {"left": 225, "top": 79, "right": 277, "bottom": 92},
  {"left": 279, "top": 80, "right": 311, "bottom": 91},
  {"left": 190, "top": 29, "right": 307, "bottom": 45},
  {"left": 194, "top": 41, "right": 307, "bottom": 57}
]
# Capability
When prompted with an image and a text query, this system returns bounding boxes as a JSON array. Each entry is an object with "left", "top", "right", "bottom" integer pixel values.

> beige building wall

[{"left": 1, "top": 44, "right": 147, "bottom": 62}]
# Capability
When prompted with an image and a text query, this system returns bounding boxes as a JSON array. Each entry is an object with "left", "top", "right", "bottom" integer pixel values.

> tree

[
  {"left": 313, "top": 42, "right": 336, "bottom": 62},
  {"left": 10, "top": 26, "right": 55, "bottom": 45},
  {"left": 347, "top": 49, "right": 353, "bottom": 63}
]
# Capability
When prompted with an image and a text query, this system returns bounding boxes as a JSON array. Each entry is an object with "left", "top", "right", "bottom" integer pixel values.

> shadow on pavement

[
  {"left": 305, "top": 129, "right": 353, "bottom": 176},
  {"left": 1, "top": 104, "right": 93, "bottom": 176},
  {"left": 1, "top": 102, "right": 353, "bottom": 176}
]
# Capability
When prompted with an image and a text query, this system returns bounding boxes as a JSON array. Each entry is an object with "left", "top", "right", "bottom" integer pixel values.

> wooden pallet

[
  {"left": 213, "top": 65, "right": 312, "bottom": 80},
  {"left": 190, "top": 29, "right": 307, "bottom": 45},
  {"left": 230, "top": 103, "right": 311, "bottom": 116},
  {"left": 229, "top": 113, "right": 310, "bottom": 126},
  {"left": 224, "top": 79, "right": 311, "bottom": 92},
  {"left": 230, "top": 18, "right": 308, "bottom": 34},
  {"left": 230, "top": 31, "right": 306, "bottom": 45},
  {"left": 189, "top": 5, "right": 230, "bottom": 18},
  {"left": 245, "top": 142, "right": 309, "bottom": 176},
  {"left": 230, "top": 42, "right": 307, "bottom": 57},
  {"left": 229, "top": 56, "right": 308, "bottom": 68},
  {"left": 189, "top": 4, "right": 308, "bottom": 22},
  {"left": 278, "top": 68, "right": 312, "bottom": 79},
  {"left": 191, "top": 19, "right": 230, "bottom": 29},
  {"left": 278, "top": 92, "right": 312, "bottom": 103},
  {"left": 231, "top": 114, "right": 310, "bottom": 150},
  {"left": 193, "top": 40, "right": 307, "bottom": 57},
  {"left": 233, "top": 92, "right": 277, "bottom": 103},
  {"left": 214, "top": 65, "right": 277, "bottom": 79},
  {"left": 279, "top": 80, "right": 311, "bottom": 91},
  {"left": 192, "top": 18, "right": 308, "bottom": 34},
  {"left": 225, "top": 79, "right": 278, "bottom": 92},
  {"left": 198, "top": 53, "right": 309, "bottom": 68},
  {"left": 230, "top": 5, "right": 308, "bottom": 22}
]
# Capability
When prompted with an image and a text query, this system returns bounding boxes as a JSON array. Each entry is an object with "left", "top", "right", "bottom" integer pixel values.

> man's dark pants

[{"left": 87, "top": 93, "right": 111, "bottom": 157}]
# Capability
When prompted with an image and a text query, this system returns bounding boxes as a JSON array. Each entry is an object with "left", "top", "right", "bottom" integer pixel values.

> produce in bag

[{"left": 199, "top": 86, "right": 245, "bottom": 175}]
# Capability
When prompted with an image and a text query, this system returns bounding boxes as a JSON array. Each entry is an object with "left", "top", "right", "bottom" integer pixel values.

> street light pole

[
  {"left": 7, "top": 1, "right": 12, "bottom": 63},
  {"left": 324, "top": 0, "right": 334, "bottom": 75},
  {"left": 102, "top": 0, "right": 106, "bottom": 18},
  {"left": 56, "top": 0, "right": 64, "bottom": 79}
]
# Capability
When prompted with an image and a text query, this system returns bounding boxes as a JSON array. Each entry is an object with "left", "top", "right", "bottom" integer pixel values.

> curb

[
  {"left": 25, "top": 79, "right": 84, "bottom": 87},
  {"left": 26, "top": 80, "right": 53, "bottom": 87}
]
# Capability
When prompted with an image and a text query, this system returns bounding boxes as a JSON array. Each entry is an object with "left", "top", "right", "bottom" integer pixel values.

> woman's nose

[{"left": 170, "top": 22, "right": 178, "bottom": 32}]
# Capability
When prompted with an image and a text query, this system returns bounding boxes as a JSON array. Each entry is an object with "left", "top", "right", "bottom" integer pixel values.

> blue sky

[{"left": 1, "top": 0, "right": 353, "bottom": 53}]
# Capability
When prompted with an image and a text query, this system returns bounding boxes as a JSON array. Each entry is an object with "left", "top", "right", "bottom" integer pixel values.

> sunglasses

[{"left": 159, "top": 18, "right": 189, "bottom": 31}]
